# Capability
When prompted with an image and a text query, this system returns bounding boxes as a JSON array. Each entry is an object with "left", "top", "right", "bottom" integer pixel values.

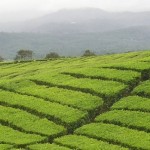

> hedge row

[
  {"left": 0, "top": 144, "right": 13, "bottom": 150},
  {"left": 102, "top": 61, "right": 150, "bottom": 71},
  {"left": 0, "top": 89, "right": 88, "bottom": 131},
  {"left": 2, "top": 80, "right": 103, "bottom": 112},
  {"left": 62, "top": 67, "right": 141, "bottom": 84},
  {"left": 74, "top": 123, "right": 150, "bottom": 149},
  {"left": 112, "top": 96, "right": 150, "bottom": 112},
  {"left": 0, "top": 124, "right": 45, "bottom": 145},
  {"left": 132, "top": 80, "right": 150, "bottom": 97},
  {"left": 54, "top": 135, "right": 128, "bottom": 150},
  {"left": 95, "top": 110, "right": 150, "bottom": 132},
  {"left": 31, "top": 73, "right": 127, "bottom": 99},
  {"left": 0, "top": 105, "right": 66, "bottom": 137}
]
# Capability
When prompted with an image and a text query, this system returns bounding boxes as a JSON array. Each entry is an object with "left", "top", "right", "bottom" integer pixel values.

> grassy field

[{"left": 0, "top": 50, "right": 150, "bottom": 149}]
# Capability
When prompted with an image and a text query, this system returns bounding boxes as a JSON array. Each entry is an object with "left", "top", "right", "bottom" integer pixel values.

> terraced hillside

[{"left": 0, "top": 50, "right": 150, "bottom": 150}]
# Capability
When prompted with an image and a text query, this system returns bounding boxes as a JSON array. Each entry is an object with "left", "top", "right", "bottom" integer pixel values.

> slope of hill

[
  {"left": 1, "top": 26, "right": 150, "bottom": 59},
  {"left": 0, "top": 50, "right": 150, "bottom": 149},
  {"left": 1, "top": 8, "right": 150, "bottom": 59}
]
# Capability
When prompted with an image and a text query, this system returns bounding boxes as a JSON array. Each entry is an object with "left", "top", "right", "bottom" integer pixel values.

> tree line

[{"left": 0, "top": 49, "right": 96, "bottom": 62}]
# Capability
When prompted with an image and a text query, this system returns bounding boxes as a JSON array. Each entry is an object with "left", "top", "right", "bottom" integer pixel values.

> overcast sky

[{"left": 0, "top": 0, "right": 150, "bottom": 22}]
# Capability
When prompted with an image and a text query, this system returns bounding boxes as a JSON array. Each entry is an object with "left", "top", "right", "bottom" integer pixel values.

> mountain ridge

[
  {"left": 0, "top": 8, "right": 150, "bottom": 59},
  {"left": 1, "top": 8, "right": 150, "bottom": 33}
]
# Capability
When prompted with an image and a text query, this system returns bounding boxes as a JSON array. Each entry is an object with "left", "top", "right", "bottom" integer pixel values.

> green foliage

[
  {"left": 32, "top": 73, "right": 127, "bottom": 99},
  {"left": 14, "top": 49, "right": 33, "bottom": 61},
  {"left": 132, "top": 80, "right": 150, "bottom": 97},
  {"left": 140, "top": 55, "right": 150, "bottom": 62},
  {"left": 62, "top": 67, "right": 141, "bottom": 84},
  {"left": 0, "top": 124, "right": 45, "bottom": 145},
  {"left": 0, "top": 56, "right": 4, "bottom": 62},
  {"left": 82, "top": 50, "right": 96, "bottom": 57},
  {"left": 0, "top": 50, "right": 150, "bottom": 149},
  {"left": 75, "top": 123, "right": 150, "bottom": 149},
  {"left": 0, "top": 90, "right": 88, "bottom": 130},
  {"left": 0, "top": 105, "right": 66, "bottom": 136},
  {"left": 95, "top": 110, "right": 150, "bottom": 131},
  {"left": 0, "top": 144, "right": 13, "bottom": 150},
  {"left": 111, "top": 96, "right": 150, "bottom": 111},
  {"left": 102, "top": 61, "right": 150, "bottom": 71},
  {"left": 2, "top": 80, "right": 103, "bottom": 112},
  {"left": 54, "top": 135, "right": 128, "bottom": 150},
  {"left": 28, "top": 143, "right": 70, "bottom": 150},
  {"left": 45, "top": 52, "right": 60, "bottom": 59}
]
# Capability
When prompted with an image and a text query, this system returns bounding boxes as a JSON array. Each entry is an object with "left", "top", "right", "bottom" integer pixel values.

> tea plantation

[{"left": 0, "top": 50, "right": 150, "bottom": 150}]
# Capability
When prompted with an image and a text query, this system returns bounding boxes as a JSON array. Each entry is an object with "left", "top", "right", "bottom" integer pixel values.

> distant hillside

[
  {"left": 1, "top": 8, "right": 150, "bottom": 59},
  {"left": 1, "top": 26, "right": 150, "bottom": 59}
]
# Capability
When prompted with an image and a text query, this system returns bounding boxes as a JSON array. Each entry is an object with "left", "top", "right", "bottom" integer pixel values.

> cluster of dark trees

[
  {"left": 45, "top": 52, "right": 60, "bottom": 59},
  {"left": 0, "top": 49, "right": 96, "bottom": 62},
  {"left": 82, "top": 50, "right": 96, "bottom": 57},
  {"left": 14, "top": 49, "right": 33, "bottom": 61},
  {"left": 0, "top": 56, "right": 4, "bottom": 62}
]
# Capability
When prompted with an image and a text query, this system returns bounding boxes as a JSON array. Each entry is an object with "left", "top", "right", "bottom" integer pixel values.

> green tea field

[{"left": 0, "top": 50, "right": 150, "bottom": 150}]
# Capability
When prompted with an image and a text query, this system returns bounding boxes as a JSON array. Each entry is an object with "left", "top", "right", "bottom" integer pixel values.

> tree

[
  {"left": 82, "top": 49, "right": 96, "bottom": 57},
  {"left": 14, "top": 49, "right": 33, "bottom": 61},
  {"left": 0, "top": 56, "right": 4, "bottom": 62},
  {"left": 45, "top": 52, "right": 60, "bottom": 59}
]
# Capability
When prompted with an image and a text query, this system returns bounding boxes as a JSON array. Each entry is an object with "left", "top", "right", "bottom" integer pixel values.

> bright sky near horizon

[{"left": 0, "top": 0, "right": 150, "bottom": 22}]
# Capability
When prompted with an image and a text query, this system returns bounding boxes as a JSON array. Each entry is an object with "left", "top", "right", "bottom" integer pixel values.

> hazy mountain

[
  {"left": 0, "top": 8, "right": 150, "bottom": 59},
  {"left": 31, "top": 8, "right": 150, "bottom": 34},
  {"left": 1, "top": 8, "right": 150, "bottom": 33},
  {"left": 1, "top": 25, "right": 150, "bottom": 59}
]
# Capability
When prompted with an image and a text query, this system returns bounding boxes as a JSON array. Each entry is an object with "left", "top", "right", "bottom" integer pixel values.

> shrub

[
  {"left": 14, "top": 49, "right": 33, "bottom": 61},
  {"left": 82, "top": 50, "right": 96, "bottom": 57},
  {"left": 45, "top": 52, "right": 60, "bottom": 59},
  {"left": 0, "top": 56, "right": 4, "bottom": 62}
]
